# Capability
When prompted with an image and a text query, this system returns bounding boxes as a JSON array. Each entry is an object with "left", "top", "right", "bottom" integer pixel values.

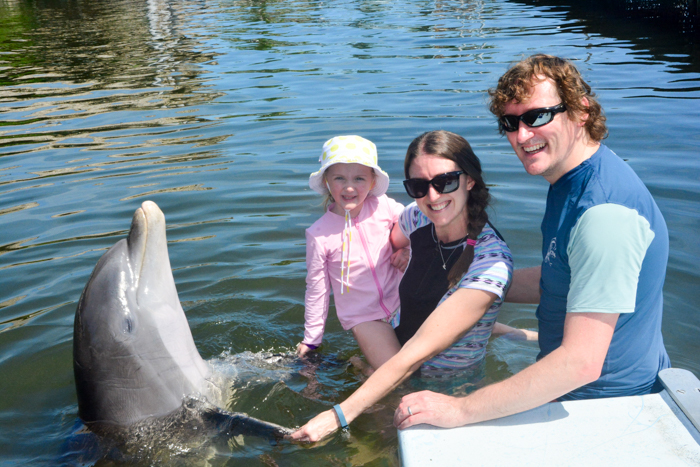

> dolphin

[{"left": 73, "top": 200, "right": 290, "bottom": 441}]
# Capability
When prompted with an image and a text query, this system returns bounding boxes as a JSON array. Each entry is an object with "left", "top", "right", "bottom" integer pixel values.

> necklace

[{"left": 432, "top": 224, "right": 469, "bottom": 270}]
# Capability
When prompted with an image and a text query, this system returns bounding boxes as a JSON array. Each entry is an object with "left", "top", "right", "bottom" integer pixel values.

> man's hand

[
  {"left": 393, "top": 311, "right": 619, "bottom": 431},
  {"left": 394, "top": 390, "right": 466, "bottom": 430}
]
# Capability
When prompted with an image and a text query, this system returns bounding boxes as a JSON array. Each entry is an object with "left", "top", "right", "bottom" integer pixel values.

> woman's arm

[
  {"left": 390, "top": 221, "right": 410, "bottom": 250},
  {"left": 394, "top": 312, "right": 618, "bottom": 429},
  {"left": 290, "top": 287, "right": 497, "bottom": 442},
  {"left": 389, "top": 221, "right": 411, "bottom": 271}
]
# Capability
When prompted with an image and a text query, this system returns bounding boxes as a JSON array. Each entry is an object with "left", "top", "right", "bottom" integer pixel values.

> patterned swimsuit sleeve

[
  {"left": 399, "top": 202, "right": 432, "bottom": 239},
  {"left": 454, "top": 227, "right": 513, "bottom": 299},
  {"left": 422, "top": 225, "right": 514, "bottom": 373}
]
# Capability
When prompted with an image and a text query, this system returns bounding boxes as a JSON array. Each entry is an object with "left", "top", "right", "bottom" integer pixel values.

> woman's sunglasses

[
  {"left": 403, "top": 171, "right": 464, "bottom": 199},
  {"left": 498, "top": 103, "right": 567, "bottom": 133}
]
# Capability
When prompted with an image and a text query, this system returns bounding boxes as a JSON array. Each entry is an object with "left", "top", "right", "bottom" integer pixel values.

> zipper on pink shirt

[{"left": 354, "top": 218, "right": 392, "bottom": 319}]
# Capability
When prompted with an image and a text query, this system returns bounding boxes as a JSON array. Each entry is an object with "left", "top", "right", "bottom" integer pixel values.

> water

[{"left": 1, "top": 0, "right": 699, "bottom": 464}]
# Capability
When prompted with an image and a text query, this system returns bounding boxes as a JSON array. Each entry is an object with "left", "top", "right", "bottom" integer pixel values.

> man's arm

[
  {"left": 394, "top": 310, "right": 618, "bottom": 428},
  {"left": 491, "top": 322, "right": 538, "bottom": 341},
  {"left": 505, "top": 266, "right": 541, "bottom": 304}
]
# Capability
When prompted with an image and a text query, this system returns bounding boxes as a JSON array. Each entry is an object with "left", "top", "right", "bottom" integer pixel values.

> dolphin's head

[{"left": 73, "top": 201, "right": 211, "bottom": 428}]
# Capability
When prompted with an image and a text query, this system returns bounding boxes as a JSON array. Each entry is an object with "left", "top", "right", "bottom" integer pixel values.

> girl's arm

[
  {"left": 298, "top": 232, "right": 331, "bottom": 355},
  {"left": 296, "top": 342, "right": 317, "bottom": 357},
  {"left": 290, "top": 287, "right": 497, "bottom": 442}
]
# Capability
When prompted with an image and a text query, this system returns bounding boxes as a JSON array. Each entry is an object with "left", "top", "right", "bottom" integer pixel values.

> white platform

[{"left": 398, "top": 370, "right": 700, "bottom": 466}]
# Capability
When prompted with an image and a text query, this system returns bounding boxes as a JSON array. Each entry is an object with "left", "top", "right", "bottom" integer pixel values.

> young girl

[{"left": 297, "top": 135, "right": 404, "bottom": 371}]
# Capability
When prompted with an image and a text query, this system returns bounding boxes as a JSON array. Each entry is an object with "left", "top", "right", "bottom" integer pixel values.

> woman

[{"left": 291, "top": 130, "right": 526, "bottom": 442}]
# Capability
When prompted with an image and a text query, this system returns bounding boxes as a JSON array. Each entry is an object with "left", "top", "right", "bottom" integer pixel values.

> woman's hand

[
  {"left": 390, "top": 248, "right": 410, "bottom": 272},
  {"left": 296, "top": 342, "right": 315, "bottom": 357},
  {"left": 289, "top": 409, "right": 340, "bottom": 443},
  {"left": 394, "top": 390, "right": 467, "bottom": 430}
]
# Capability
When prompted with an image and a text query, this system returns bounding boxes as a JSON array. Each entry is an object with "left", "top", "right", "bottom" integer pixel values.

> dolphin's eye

[{"left": 122, "top": 316, "right": 134, "bottom": 334}]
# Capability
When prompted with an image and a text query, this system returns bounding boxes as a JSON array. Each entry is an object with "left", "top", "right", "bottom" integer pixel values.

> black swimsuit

[{"left": 394, "top": 224, "right": 464, "bottom": 346}]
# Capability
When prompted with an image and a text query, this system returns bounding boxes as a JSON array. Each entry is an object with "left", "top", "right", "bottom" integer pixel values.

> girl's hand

[
  {"left": 297, "top": 342, "right": 315, "bottom": 357},
  {"left": 290, "top": 409, "right": 340, "bottom": 443}
]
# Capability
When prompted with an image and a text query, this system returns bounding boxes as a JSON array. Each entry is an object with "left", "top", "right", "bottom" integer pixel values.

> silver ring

[{"left": 407, "top": 406, "right": 413, "bottom": 416}]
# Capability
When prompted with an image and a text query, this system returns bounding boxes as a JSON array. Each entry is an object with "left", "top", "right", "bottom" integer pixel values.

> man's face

[{"left": 503, "top": 78, "right": 586, "bottom": 184}]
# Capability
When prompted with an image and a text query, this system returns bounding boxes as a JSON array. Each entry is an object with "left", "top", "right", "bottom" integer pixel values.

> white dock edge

[{"left": 398, "top": 368, "right": 700, "bottom": 466}]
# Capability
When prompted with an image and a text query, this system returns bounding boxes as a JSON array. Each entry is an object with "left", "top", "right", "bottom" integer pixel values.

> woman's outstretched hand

[
  {"left": 394, "top": 390, "right": 466, "bottom": 430},
  {"left": 289, "top": 409, "right": 340, "bottom": 443}
]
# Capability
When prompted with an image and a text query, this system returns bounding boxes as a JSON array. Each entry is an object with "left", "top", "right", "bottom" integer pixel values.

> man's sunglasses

[
  {"left": 499, "top": 103, "right": 567, "bottom": 133},
  {"left": 403, "top": 171, "right": 464, "bottom": 199}
]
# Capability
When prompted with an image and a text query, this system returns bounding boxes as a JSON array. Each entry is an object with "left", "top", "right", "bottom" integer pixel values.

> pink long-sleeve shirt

[{"left": 303, "top": 194, "right": 404, "bottom": 347}]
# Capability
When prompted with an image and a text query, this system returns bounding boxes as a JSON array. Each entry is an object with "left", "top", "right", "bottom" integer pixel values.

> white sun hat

[{"left": 309, "top": 135, "right": 390, "bottom": 197}]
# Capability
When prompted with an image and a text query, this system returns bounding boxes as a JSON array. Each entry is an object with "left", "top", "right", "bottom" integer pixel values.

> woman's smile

[{"left": 409, "top": 154, "right": 470, "bottom": 242}]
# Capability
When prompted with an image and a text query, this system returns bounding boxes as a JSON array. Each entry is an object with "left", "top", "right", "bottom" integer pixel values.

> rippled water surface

[{"left": 1, "top": 0, "right": 699, "bottom": 464}]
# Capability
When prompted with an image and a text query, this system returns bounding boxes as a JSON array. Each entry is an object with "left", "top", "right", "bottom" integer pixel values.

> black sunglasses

[
  {"left": 499, "top": 103, "right": 567, "bottom": 133},
  {"left": 403, "top": 171, "right": 464, "bottom": 199}
]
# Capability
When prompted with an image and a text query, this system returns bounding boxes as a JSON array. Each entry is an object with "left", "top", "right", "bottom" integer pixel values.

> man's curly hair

[{"left": 488, "top": 54, "right": 607, "bottom": 142}]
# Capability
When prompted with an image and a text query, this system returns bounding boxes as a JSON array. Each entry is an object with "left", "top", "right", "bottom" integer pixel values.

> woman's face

[{"left": 408, "top": 154, "right": 474, "bottom": 242}]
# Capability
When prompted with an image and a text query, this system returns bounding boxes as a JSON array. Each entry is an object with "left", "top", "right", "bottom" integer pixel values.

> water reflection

[
  {"left": 516, "top": 0, "right": 700, "bottom": 68},
  {"left": 0, "top": 0, "right": 225, "bottom": 161},
  {"left": 148, "top": 0, "right": 175, "bottom": 44}
]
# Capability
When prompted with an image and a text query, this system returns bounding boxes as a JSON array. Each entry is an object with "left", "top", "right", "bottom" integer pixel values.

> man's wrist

[{"left": 455, "top": 393, "right": 481, "bottom": 426}]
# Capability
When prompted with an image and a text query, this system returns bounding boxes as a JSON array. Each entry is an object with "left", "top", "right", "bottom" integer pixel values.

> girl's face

[
  {"left": 325, "top": 163, "right": 375, "bottom": 218},
  {"left": 408, "top": 154, "right": 474, "bottom": 242}
]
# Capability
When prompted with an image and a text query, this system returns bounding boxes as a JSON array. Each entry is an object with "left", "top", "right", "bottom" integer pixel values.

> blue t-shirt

[{"left": 538, "top": 144, "right": 670, "bottom": 400}]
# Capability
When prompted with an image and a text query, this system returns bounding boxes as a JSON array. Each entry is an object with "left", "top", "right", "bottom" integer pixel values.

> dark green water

[{"left": 1, "top": 0, "right": 698, "bottom": 464}]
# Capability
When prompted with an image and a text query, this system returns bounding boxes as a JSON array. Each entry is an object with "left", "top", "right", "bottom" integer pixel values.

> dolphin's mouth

[
  {"left": 127, "top": 200, "right": 171, "bottom": 297},
  {"left": 127, "top": 204, "right": 149, "bottom": 291}
]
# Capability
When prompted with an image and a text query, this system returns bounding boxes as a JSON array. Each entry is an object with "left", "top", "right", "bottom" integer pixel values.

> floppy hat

[{"left": 309, "top": 135, "right": 390, "bottom": 197}]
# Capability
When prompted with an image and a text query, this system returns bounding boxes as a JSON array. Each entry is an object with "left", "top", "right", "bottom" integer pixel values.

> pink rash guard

[{"left": 302, "top": 194, "right": 404, "bottom": 347}]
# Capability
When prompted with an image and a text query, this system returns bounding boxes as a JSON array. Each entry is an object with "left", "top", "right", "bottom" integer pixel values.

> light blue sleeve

[
  {"left": 566, "top": 204, "right": 655, "bottom": 314},
  {"left": 399, "top": 202, "right": 428, "bottom": 238}
]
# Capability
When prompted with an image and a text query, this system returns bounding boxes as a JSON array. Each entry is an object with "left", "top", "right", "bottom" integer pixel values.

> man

[{"left": 393, "top": 54, "right": 670, "bottom": 429}]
